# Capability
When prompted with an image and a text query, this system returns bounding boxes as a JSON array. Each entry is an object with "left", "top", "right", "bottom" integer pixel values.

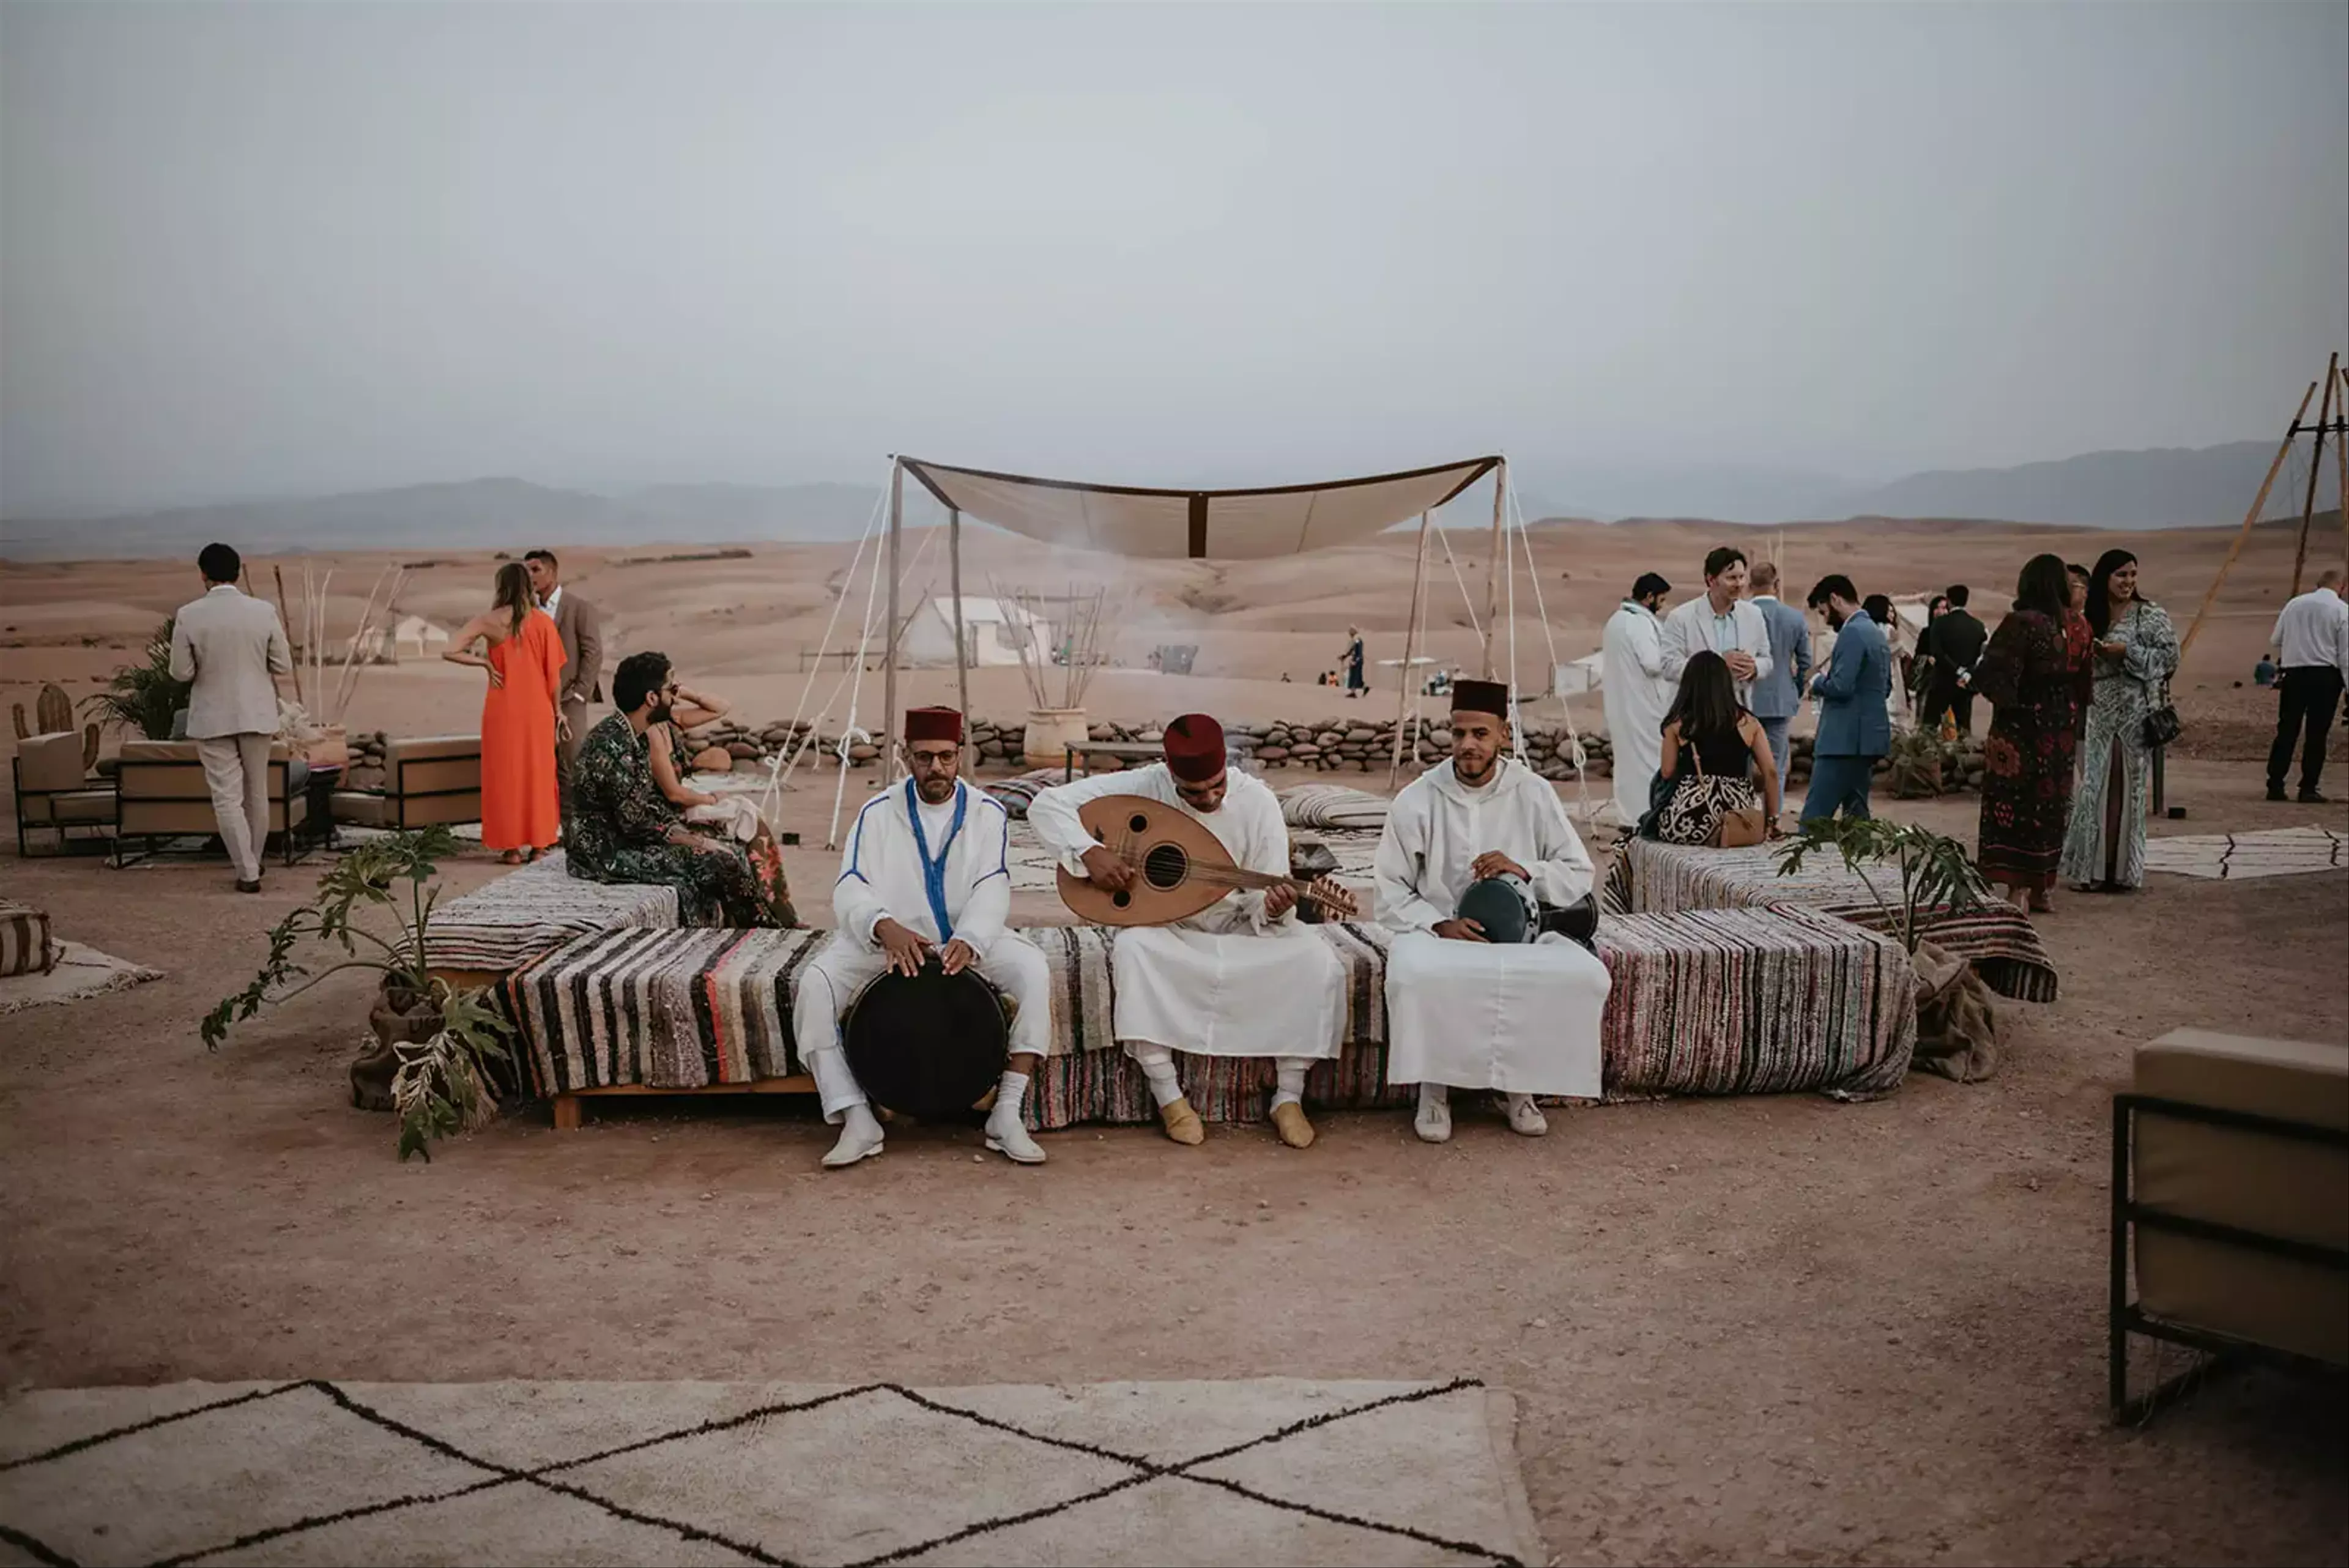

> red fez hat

[
  {"left": 904, "top": 707, "right": 963, "bottom": 743},
  {"left": 1162, "top": 713, "right": 1226, "bottom": 782},
  {"left": 1450, "top": 679, "right": 1510, "bottom": 721}
]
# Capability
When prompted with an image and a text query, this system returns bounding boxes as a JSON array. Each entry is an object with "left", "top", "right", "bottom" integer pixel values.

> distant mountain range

[{"left": 3, "top": 440, "right": 2339, "bottom": 560}]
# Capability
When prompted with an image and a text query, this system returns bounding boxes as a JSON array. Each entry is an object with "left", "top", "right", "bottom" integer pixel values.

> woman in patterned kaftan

[
  {"left": 1973, "top": 555, "right": 2078, "bottom": 912},
  {"left": 2059, "top": 550, "right": 2179, "bottom": 893},
  {"left": 565, "top": 652, "right": 779, "bottom": 927}
]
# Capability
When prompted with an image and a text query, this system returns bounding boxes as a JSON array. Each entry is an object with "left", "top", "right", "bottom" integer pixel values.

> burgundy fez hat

[
  {"left": 1450, "top": 679, "right": 1511, "bottom": 721},
  {"left": 904, "top": 707, "right": 963, "bottom": 743},
  {"left": 1162, "top": 713, "right": 1226, "bottom": 782}
]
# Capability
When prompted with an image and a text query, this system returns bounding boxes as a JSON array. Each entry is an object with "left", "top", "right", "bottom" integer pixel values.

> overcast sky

[{"left": 4, "top": 1, "right": 2344, "bottom": 518}]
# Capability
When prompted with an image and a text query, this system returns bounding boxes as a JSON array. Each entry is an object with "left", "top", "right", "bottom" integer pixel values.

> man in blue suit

[
  {"left": 1745, "top": 561, "right": 1811, "bottom": 801},
  {"left": 1802, "top": 574, "right": 1891, "bottom": 822}
]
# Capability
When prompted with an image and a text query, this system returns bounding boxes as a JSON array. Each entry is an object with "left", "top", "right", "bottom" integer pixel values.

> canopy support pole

[
  {"left": 949, "top": 508, "right": 971, "bottom": 770},
  {"left": 2180, "top": 380, "right": 2318, "bottom": 660},
  {"left": 883, "top": 458, "right": 904, "bottom": 782},
  {"left": 2336, "top": 366, "right": 2349, "bottom": 577},
  {"left": 1389, "top": 512, "right": 1433, "bottom": 791},
  {"left": 2291, "top": 352, "right": 2340, "bottom": 596},
  {"left": 1482, "top": 460, "right": 1506, "bottom": 676}
]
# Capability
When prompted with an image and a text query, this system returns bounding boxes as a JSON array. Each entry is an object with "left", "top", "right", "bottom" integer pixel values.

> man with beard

[
  {"left": 793, "top": 707, "right": 1050, "bottom": 1169},
  {"left": 1601, "top": 571, "right": 1673, "bottom": 827},
  {"left": 1802, "top": 575, "right": 1893, "bottom": 823},
  {"left": 1031, "top": 713, "right": 1345, "bottom": 1150},
  {"left": 1373, "top": 680, "right": 1612, "bottom": 1143},
  {"left": 565, "top": 650, "right": 774, "bottom": 927}
]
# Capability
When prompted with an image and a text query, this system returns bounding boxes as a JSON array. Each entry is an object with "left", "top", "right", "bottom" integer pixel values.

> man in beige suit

[
  {"left": 169, "top": 543, "right": 292, "bottom": 892},
  {"left": 525, "top": 548, "right": 603, "bottom": 831}
]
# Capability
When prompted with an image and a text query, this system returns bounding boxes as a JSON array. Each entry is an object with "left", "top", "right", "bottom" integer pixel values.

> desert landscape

[{"left": 4, "top": 506, "right": 2345, "bottom": 1565}]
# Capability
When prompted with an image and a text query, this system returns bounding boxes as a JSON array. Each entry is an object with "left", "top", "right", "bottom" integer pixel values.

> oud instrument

[{"left": 1055, "top": 793, "right": 1360, "bottom": 927}]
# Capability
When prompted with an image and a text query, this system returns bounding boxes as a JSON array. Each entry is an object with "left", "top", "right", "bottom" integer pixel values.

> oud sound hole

[
  {"left": 1111, "top": 889, "right": 1131, "bottom": 908},
  {"left": 1127, "top": 813, "right": 1150, "bottom": 834},
  {"left": 1143, "top": 845, "right": 1189, "bottom": 889}
]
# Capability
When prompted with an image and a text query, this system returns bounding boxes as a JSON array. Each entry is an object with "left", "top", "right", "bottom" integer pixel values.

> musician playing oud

[
  {"left": 793, "top": 707, "right": 1052, "bottom": 1170},
  {"left": 1031, "top": 713, "right": 1346, "bottom": 1150},
  {"left": 1373, "top": 679, "right": 1613, "bottom": 1144}
]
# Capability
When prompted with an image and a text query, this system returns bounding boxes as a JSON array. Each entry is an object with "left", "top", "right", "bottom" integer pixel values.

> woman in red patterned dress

[{"left": 1973, "top": 555, "right": 2079, "bottom": 913}]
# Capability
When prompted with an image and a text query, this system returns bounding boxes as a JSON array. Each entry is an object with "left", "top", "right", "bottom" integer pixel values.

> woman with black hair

[
  {"left": 1641, "top": 650, "right": 1781, "bottom": 842},
  {"left": 1974, "top": 554, "right": 2079, "bottom": 912},
  {"left": 2058, "top": 549, "right": 2179, "bottom": 891}
]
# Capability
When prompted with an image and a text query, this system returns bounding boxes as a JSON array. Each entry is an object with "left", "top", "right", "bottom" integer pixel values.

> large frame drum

[{"left": 841, "top": 962, "right": 1010, "bottom": 1121}]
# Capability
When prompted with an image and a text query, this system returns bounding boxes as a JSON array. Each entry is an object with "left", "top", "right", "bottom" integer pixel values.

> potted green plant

[
  {"left": 201, "top": 825, "right": 516, "bottom": 1160},
  {"left": 83, "top": 618, "right": 195, "bottom": 742},
  {"left": 1775, "top": 817, "right": 2001, "bottom": 1082}
]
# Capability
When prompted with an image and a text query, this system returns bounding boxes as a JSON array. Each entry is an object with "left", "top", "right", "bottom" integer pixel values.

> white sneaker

[
  {"left": 820, "top": 1105, "right": 885, "bottom": 1169},
  {"left": 1504, "top": 1094, "right": 1549, "bottom": 1137},
  {"left": 985, "top": 1108, "right": 1047, "bottom": 1165},
  {"left": 1414, "top": 1094, "right": 1453, "bottom": 1144}
]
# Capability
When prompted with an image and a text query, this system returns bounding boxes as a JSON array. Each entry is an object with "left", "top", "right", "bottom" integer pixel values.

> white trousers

[
  {"left": 1383, "top": 929, "right": 1611, "bottom": 1098},
  {"left": 792, "top": 931, "right": 1053, "bottom": 1121},
  {"left": 196, "top": 732, "right": 273, "bottom": 882}
]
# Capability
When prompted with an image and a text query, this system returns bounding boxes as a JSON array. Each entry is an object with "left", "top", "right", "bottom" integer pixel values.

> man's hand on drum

[
  {"left": 873, "top": 917, "right": 933, "bottom": 977},
  {"left": 1471, "top": 851, "right": 1528, "bottom": 882},
  {"left": 938, "top": 938, "right": 978, "bottom": 976},
  {"left": 1079, "top": 844, "right": 1134, "bottom": 892}
]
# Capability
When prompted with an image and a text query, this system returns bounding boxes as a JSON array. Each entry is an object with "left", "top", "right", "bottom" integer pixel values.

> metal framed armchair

[
  {"left": 12, "top": 731, "right": 116, "bottom": 856},
  {"left": 112, "top": 739, "right": 310, "bottom": 868},
  {"left": 2110, "top": 1028, "right": 2349, "bottom": 1424},
  {"left": 330, "top": 734, "right": 482, "bottom": 831}
]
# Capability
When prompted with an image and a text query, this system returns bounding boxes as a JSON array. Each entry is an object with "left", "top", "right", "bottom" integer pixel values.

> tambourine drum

[
  {"left": 1457, "top": 876, "right": 1538, "bottom": 945},
  {"left": 842, "top": 962, "right": 1009, "bottom": 1121}
]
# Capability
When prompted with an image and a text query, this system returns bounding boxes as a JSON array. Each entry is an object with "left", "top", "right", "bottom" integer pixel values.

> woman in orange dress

[{"left": 444, "top": 562, "right": 565, "bottom": 863}]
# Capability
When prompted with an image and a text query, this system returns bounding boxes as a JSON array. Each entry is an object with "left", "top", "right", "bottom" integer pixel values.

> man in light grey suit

[
  {"left": 525, "top": 548, "right": 603, "bottom": 834},
  {"left": 1745, "top": 561, "right": 1812, "bottom": 798},
  {"left": 169, "top": 543, "right": 292, "bottom": 891}
]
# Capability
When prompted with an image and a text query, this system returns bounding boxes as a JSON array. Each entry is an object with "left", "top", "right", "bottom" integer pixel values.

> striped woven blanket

[
  {"left": 1276, "top": 783, "right": 1392, "bottom": 831},
  {"left": 508, "top": 908, "right": 1913, "bottom": 1120},
  {"left": 1604, "top": 838, "right": 2059, "bottom": 1004},
  {"left": 412, "top": 850, "right": 682, "bottom": 975}
]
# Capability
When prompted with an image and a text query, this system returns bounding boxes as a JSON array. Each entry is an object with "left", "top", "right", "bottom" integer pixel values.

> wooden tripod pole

[
  {"left": 2336, "top": 366, "right": 2349, "bottom": 578},
  {"left": 1388, "top": 512, "right": 1433, "bottom": 791},
  {"left": 2179, "top": 379, "right": 2318, "bottom": 660},
  {"left": 1481, "top": 461, "right": 1505, "bottom": 677},
  {"left": 883, "top": 459, "right": 903, "bottom": 782},
  {"left": 2289, "top": 351, "right": 2340, "bottom": 596}
]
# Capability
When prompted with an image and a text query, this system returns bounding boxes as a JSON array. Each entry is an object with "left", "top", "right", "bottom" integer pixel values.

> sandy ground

[{"left": 2, "top": 743, "right": 2345, "bottom": 1566}]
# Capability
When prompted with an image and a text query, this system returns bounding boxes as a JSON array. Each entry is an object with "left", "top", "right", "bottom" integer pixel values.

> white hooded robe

[
  {"left": 1601, "top": 601, "right": 1674, "bottom": 827},
  {"left": 1028, "top": 762, "right": 1344, "bottom": 1061},
  {"left": 1373, "top": 756, "right": 1612, "bottom": 1096}
]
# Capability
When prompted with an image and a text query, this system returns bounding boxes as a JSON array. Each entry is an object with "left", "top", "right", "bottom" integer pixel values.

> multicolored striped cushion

[
  {"left": 1605, "top": 838, "right": 2060, "bottom": 1003},
  {"left": 410, "top": 850, "right": 682, "bottom": 973},
  {"left": 0, "top": 899, "right": 58, "bottom": 978}
]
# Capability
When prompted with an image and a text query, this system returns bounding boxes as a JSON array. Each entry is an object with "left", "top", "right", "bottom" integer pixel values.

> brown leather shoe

[
  {"left": 1157, "top": 1095, "right": 1205, "bottom": 1146},
  {"left": 1269, "top": 1101, "right": 1316, "bottom": 1149}
]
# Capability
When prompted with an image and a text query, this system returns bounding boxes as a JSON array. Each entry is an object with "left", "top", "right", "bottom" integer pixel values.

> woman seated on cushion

[
  {"left": 643, "top": 680, "right": 798, "bottom": 927},
  {"left": 1640, "top": 650, "right": 1781, "bottom": 843}
]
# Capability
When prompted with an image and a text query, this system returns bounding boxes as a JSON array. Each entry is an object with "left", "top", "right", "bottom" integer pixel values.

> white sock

[
  {"left": 1272, "top": 1058, "right": 1310, "bottom": 1111},
  {"left": 1133, "top": 1048, "right": 1184, "bottom": 1108},
  {"left": 841, "top": 1102, "right": 883, "bottom": 1142},
  {"left": 1418, "top": 1082, "right": 1450, "bottom": 1111},
  {"left": 993, "top": 1070, "right": 1030, "bottom": 1123}
]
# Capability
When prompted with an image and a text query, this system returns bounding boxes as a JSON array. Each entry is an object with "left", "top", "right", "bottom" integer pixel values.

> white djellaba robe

[
  {"left": 1028, "top": 762, "right": 1344, "bottom": 1061},
  {"left": 793, "top": 778, "right": 1052, "bottom": 1121},
  {"left": 1374, "top": 757, "right": 1612, "bottom": 1097},
  {"left": 1600, "top": 600, "right": 1673, "bottom": 827}
]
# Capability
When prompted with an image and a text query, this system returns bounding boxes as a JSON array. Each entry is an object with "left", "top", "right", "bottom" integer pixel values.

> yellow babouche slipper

[
  {"left": 1269, "top": 1101, "right": 1316, "bottom": 1150},
  {"left": 1157, "top": 1095, "right": 1205, "bottom": 1145}
]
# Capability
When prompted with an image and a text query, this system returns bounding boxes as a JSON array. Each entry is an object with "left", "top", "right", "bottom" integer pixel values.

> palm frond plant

[
  {"left": 83, "top": 618, "right": 193, "bottom": 740},
  {"left": 201, "top": 825, "right": 515, "bottom": 1161},
  {"left": 1773, "top": 816, "right": 1990, "bottom": 956}
]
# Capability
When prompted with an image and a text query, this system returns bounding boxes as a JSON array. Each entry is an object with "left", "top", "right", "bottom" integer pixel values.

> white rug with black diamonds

[
  {"left": 2141, "top": 824, "right": 2346, "bottom": 880},
  {"left": 0, "top": 1377, "right": 1540, "bottom": 1567}
]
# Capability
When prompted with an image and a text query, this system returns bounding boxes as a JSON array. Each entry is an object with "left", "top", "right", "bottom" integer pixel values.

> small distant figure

[
  {"left": 2265, "top": 566, "right": 2348, "bottom": 803},
  {"left": 1341, "top": 625, "right": 1367, "bottom": 698},
  {"left": 1931, "top": 584, "right": 1989, "bottom": 735},
  {"left": 169, "top": 542, "right": 294, "bottom": 894},
  {"left": 2254, "top": 655, "right": 2277, "bottom": 688}
]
